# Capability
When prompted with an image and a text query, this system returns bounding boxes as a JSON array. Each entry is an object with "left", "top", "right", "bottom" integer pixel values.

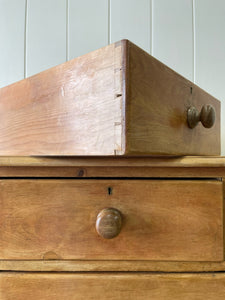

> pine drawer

[
  {"left": 0, "top": 40, "right": 220, "bottom": 156},
  {"left": 0, "top": 179, "right": 223, "bottom": 261}
]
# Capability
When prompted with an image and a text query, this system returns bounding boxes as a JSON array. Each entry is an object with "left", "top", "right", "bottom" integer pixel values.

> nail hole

[
  {"left": 190, "top": 87, "right": 192, "bottom": 94},
  {"left": 78, "top": 169, "right": 84, "bottom": 177}
]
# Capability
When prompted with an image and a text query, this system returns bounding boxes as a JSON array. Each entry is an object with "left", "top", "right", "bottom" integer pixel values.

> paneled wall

[{"left": 0, "top": 0, "right": 224, "bottom": 154}]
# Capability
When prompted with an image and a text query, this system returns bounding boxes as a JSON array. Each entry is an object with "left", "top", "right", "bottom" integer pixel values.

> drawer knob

[
  {"left": 187, "top": 104, "right": 216, "bottom": 129},
  {"left": 96, "top": 208, "right": 122, "bottom": 239}
]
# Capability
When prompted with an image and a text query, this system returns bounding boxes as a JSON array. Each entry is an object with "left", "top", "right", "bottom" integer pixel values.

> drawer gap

[{"left": 0, "top": 177, "right": 221, "bottom": 181}]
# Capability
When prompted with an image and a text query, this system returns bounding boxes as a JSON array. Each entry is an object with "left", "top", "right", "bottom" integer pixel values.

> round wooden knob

[
  {"left": 187, "top": 104, "right": 216, "bottom": 129},
  {"left": 96, "top": 208, "right": 122, "bottom": 239},
  {"left": 200, "top": 104, "right": 216, "bottom": 128}
]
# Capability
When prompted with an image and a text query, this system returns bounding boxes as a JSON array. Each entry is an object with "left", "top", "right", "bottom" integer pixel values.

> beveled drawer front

[
  {"left": 0, "top": 179, "right": 223, "bottom": 261},
  {"left": 2, "top": 272, "right": 225, "bottom": 300}
]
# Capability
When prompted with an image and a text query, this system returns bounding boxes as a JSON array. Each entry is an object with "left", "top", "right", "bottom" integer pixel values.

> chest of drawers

[{"left": 0, "top": 156, "right": 225, "bottom": 299}]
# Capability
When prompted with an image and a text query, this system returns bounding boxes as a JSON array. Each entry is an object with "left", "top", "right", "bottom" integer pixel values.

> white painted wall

[{"left": 0, "top": 0, "right": 224, "bottom": 154}]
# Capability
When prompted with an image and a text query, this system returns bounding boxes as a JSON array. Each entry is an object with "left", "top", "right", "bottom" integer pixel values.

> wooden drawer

[
  {"left": 2, "top": 272, "right": 225, "bottom": 300},
  {"left": 0, "top": 40, "right": 220, "bottom": 156},
  {"left": 0, "top": 179, "right": 223, "bottom": 261}
]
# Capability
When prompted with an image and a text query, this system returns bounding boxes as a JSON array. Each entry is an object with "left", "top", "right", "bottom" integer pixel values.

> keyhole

[{"left": 108, "top": 187, "right": 113, "bottom": 195}]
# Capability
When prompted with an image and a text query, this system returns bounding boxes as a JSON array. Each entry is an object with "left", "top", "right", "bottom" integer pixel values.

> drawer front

[
  {"left": 1, "top": 272, "right": 225, "bottom": 300},
  {"left": 0, "top": 179, "right": 223, "bottom": 261},
  {"left": 127, "top": 41, "right": 221, "bottom": 156}
]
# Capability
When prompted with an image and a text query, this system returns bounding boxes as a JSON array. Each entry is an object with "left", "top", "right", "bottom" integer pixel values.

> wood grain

[
  {"left": 0, "top": 156, "right": 224, "bottom": 178},
  {"left": 0, "top": 166, "right": 225, "bottom": 178},
  {"left": 0, "top": 156, "right": 224, "bottom": 167},
  {"left": 3, "top": 259, "right": 225, "bottom": 273},
  {"left": 0, "top": 179, "right": 223, "bottom": 261},
  {"left": 126, "top": 41, "right": 221, "bottom": 155},
  {"left": 0, "top": 42, "right": 124, "bottom": 155},
  {"left": 0, "top": 40, "right": 220, "bottom": 156},
  {"left": 2, "top": 272, "right": 225, "bottom": 299}
]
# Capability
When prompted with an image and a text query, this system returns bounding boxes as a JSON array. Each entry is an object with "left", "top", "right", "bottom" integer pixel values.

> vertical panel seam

[
  {"left": 192, "top": 0, "right": 196, "bottom": 83},
  {"left": 151, "top": 0, "right": 154, "bottom": 55},
  {"left": 24, "top": 0, "right": 28, "bottom": 78},
  {"left": 108, "top": 0, "right": 111, "bottom": 44},
  {"left": 66, "top": 0, "right": 69, "bottom": 60},
  {"left": 150, "top": 0, "right": 153, "bottom": 55}
]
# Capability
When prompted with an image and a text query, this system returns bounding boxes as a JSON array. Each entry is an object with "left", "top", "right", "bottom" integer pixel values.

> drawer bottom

[{"left": 1, "top": 272, "right": 225, "bottom": 299}]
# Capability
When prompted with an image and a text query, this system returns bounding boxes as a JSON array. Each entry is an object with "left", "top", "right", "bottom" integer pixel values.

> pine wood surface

[
  {"left": 0, "top": 40, "right": 220, "bottom": 156},
  {"left": 0, "top": 156, "right": 224, "bottom": 167},
  {"left": 126, "top": 41, "right": 220, "bottom": 155},
  {"left": 3, "top": 260, "right": 225, "bottom": 272},
  {"left": 0, "top": 157, "right": 224, "bottom": 285},
  {"left": 0, "top": 42, "right": 124, "bottom": 156},
  {"left": 0, "top": 156, "right": 224, "bottom": 178},
  {"left": 0, "top": 166, "right": 225, "bottom": 178},
  {"left": 0, "top": 179, "right": 223, "bottom": 261},
  {"left": 2, "top": 272, "right": 225, "bottom": 300},
  {"left": 0, "top": 178, "right": 223, "bottom": 272}
]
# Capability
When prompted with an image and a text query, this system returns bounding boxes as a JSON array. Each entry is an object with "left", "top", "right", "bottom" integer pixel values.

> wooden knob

[
  {"left": 96, "top": 208, "right": 122, "bottom": 239},
  {"left": 187, "top": 104, "right": 216, "bottom": 129},
  {"left": 200, "top": 104, "right": 216, "bottom": 128}
]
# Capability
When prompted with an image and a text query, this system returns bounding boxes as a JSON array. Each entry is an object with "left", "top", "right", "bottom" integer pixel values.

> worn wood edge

[
  {"left": 113, "top": 41, "right": 124, "bottom": 155},
  {"left": 1, "top": 260, "right": 225, "bottom": 272},
  {"left": 121, "top": 39, "right": 129, "bottom": 156},
  {"left": 115, "top": 40, "right": 128, "bottom": 156},
  {"left": 0, "top": 156, "right": 224, "bottom": 167}
]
